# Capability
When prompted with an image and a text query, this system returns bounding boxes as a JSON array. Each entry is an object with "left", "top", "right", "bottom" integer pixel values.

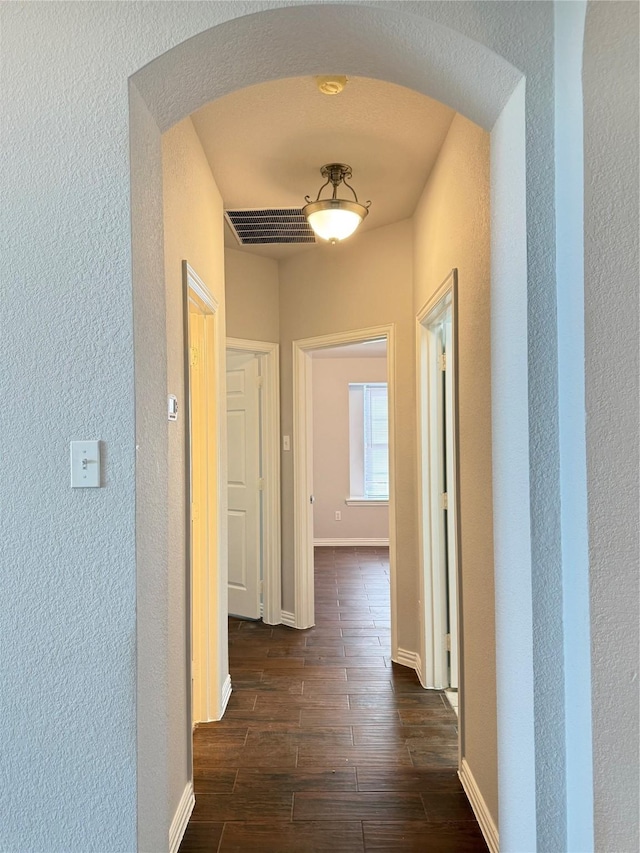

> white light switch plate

[{"left": 70, "top": 440, "right": 101, "bottom": 487}]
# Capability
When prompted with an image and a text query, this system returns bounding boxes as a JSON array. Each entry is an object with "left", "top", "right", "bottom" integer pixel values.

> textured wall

[
  {"left": 312, "top": 357, "right": 389, "bottom": 541},
  {"left": 0, "top": 4, "right": 248, "bottom": 849},
  {"left": 278, "top": 220, "right": 416, "bottom": 647},
  {"left": 583, "top": 3, "right": 640, "bottom": 850},
  {"left": 1, "top": 5, "right": 143, "bottom": 848},
  {"left": 225, "top": 249, "right": 280, "bottom": 342},
  {"left": 3, "top": 0, "right": 625, "bottom": 849},
  {"left": 413, "top": 113, "right": 497, "bottom": 825}
]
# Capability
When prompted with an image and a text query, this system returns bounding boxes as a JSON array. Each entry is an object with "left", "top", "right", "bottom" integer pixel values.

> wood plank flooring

[{"left": 180, "top": 546, "right": 488, "bottom": 852}]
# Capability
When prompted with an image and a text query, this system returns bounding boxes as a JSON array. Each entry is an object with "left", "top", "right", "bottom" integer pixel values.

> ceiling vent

[{"left": 225, "top": 208, "right": 316, "bottom": 245}]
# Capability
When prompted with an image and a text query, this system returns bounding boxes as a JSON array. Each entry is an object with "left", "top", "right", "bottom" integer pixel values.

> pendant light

[{"left": 303, "top": 163, "right": 371, "bottom": 244}]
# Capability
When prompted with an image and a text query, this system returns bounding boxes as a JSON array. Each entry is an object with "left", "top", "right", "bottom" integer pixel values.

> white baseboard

[
  {"left": 394, "top": 647, "right": 420, "bottom": 671},
  {"left": 459, "top": 758, "right": 499, "bottom": 853},
  {"left": 413, "top": 652, "right": 424, "bottom": 685},
  {"left": 260, "top": 602, "right": 283, "bottom": 626},
  {"left": 169, "top": 781, "right": 195, "bottom": 853},
  {"left": 281, "top": 610, "right": 296, "bottom": 627},
  {"left": 219, "top": 674, "right": 232, "bottom": 719},
  {"left": 313, "top": 538, "right": 390, "bottom": 547}
]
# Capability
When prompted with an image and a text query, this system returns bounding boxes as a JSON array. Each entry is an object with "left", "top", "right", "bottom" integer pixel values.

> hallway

[{"left": 180, "top": 547, "right": 487, "bottom": 851}]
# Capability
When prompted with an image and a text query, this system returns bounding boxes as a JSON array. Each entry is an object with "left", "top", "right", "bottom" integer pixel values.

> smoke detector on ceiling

[{"left": 315, "top": 75, "right": 348, "bottom": 95}]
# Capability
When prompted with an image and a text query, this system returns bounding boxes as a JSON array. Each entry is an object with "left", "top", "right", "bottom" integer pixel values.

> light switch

[
  {"left": 168, "top": 394, "right": 178, "bottom": 422},
  {"left": 283, "top": 435, "right": 291, "bottom": 451},
  {"left": 70, "top": 440, "right": 101, "bottom": 488}
]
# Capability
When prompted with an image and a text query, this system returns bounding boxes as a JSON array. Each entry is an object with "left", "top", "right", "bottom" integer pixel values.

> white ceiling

[{"left": 191, "top": 75, "right": 455, "bottom": 260}]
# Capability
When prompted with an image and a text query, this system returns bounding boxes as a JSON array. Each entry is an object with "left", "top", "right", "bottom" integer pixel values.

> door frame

[
  {"left": 292, "top": 324, "right": 398, "bottom": 654},
  {"left": 226, "top": 338, "right": 281, "bottom": 625},
  {"left": 416, "top": 270, "right": 462, "bottom": 703},
  {"left": 183, "top": 262, "right": 230, "bottom": 723}
]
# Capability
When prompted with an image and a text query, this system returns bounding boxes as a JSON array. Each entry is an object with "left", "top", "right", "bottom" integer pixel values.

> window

[{"left": 348, "top": 382, "right": 389, "bottom": 502}]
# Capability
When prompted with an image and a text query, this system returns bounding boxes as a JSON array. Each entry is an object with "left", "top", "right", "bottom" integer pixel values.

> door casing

[
  {"left": 292, "top": 324, "right": 398, "bottom": 658},
  {"left": 226, "top": 338, "right": 281, "bottom": 625},
  {"left": 416, "top": 269, "right": 462, "bottom": 754},
  {"left": 183, "top": 262, "right": 230, "bottom": 725},
  {"left": 226, "top": 351, "right": 261, "bottom": 620}
]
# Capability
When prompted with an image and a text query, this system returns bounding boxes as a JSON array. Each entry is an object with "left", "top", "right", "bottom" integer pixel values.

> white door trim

[
  {"left": 183, "top": 262, "right": 229, "bottom": 723},
  {"left": 292, "top": 340, "right": 315, "bottom": 630},
  {"left": 226, "top": 338, "right": 281, "bottom": 625},
  {"left": 416, "top": 270, "right": 462, "bottom": 696},
  {"left": 226, "top": 350, "right": 261, "bottom": 619},
  {"left": 292, "top": 325, "right": 398, "bottom": 658}
]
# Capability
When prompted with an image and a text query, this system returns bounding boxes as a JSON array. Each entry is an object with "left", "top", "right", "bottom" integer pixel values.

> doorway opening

[
  {"left": 417, "top": 270, "right": 461, "bottom": 713},
  {"left": 310, "top": 338, "right": 390, "bottom": 551},
  {"left": 184, "top": 262, "right": 229, "bottom": 726},
  {"left": 307, "top": 338, "right": 390, "bottom": 639},
  {"left": 292, "top": 325, "right": 399, "bottom": 654}
]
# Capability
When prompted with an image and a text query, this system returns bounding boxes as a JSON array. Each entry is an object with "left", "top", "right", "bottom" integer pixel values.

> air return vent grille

[{"left": 225, "top": 208, "right": 316, "bottom": 245}]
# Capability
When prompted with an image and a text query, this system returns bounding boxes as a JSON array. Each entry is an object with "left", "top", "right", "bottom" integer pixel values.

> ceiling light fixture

[{"left": 303, "top": 163, "right": 371, "bottom": 244}]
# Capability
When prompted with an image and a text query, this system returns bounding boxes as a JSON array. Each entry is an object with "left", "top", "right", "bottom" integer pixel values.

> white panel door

[{"left": 226, "top": 351, "right": 261, "bottom": 619}]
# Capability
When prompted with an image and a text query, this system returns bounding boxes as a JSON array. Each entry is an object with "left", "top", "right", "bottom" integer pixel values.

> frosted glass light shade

[{"left": 303, "top": 199, "right": 368, "bottom": 244}]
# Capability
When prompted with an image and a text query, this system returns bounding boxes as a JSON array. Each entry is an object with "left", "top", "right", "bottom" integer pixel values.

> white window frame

[{"left": 347, "top": 382, "right": 389, "bottom": 505}]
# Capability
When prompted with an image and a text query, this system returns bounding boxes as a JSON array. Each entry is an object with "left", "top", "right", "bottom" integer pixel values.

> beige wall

[
  {"left": 312, "top": 357, "right": 389, "bottom": 541},
  {"left": 161, "top": 110, "right": 496, "bottom": 836},
  {"left": 162, "top": 108, "right": 494, "bottom": 831},
  {"left": 162, "top": 117, "right": 226, "bottom": 818},
  {"left": 225, "top": 248, "right": 279, "bottom": 342},
  {"left": 278, "top": 219, "right": 416, "bottom": 646},
  {"left": 413, "top": 114, "right": 496, "bottom": 824}
]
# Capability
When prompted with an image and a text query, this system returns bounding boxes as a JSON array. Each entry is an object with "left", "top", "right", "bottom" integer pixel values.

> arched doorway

[{"left": 130, "top": 5, "right": 535, "bottom": 850}]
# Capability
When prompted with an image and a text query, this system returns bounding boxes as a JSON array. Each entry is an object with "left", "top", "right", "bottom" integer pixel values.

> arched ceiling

[{"left": 191, "top": 75, "right": 455, "bottom": 259}]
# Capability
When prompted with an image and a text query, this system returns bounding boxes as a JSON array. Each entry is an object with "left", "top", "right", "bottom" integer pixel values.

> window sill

[{"left": 345, "top": 498, "right": 389, "bottom": 507}]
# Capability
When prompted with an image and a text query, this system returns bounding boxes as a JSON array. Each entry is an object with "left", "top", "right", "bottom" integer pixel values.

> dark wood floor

[{"left": 180, "top": 546, "right": 488, "bottom": 852}]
